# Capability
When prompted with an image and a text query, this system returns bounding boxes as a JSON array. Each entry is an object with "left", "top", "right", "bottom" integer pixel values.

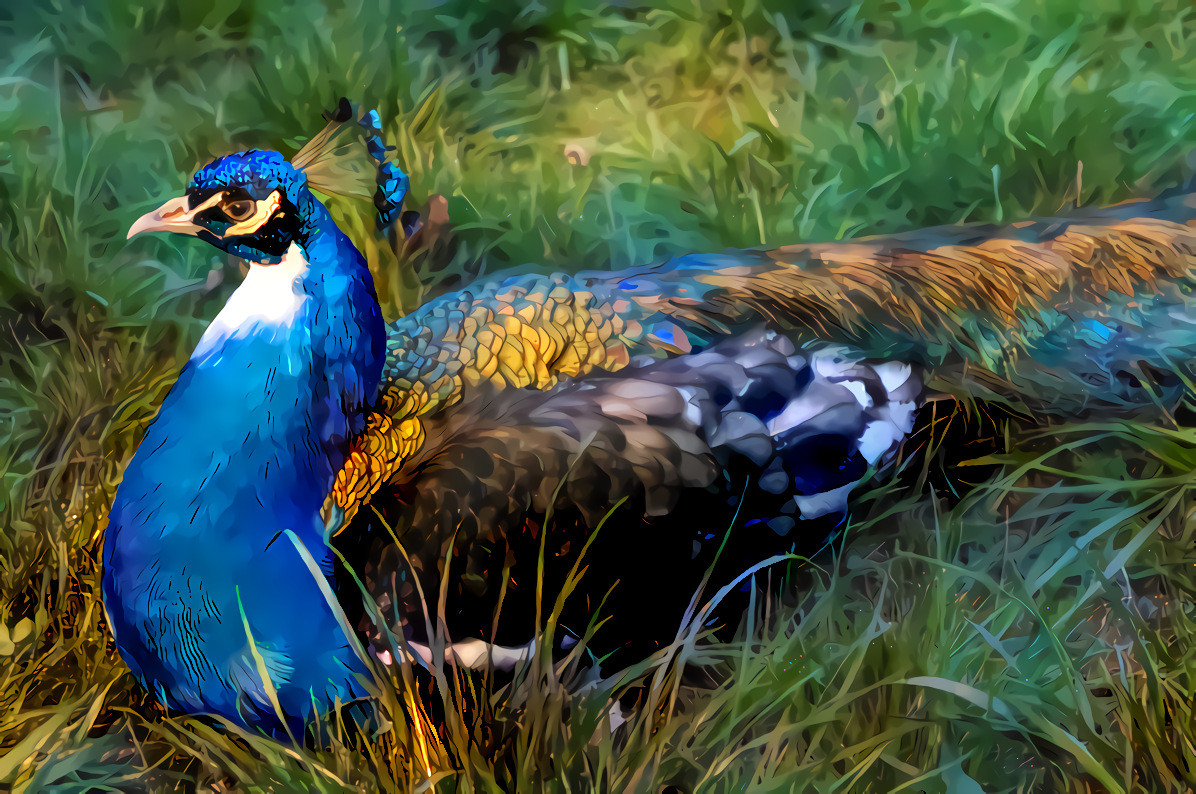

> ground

[{"left": 1, "top": 1, "right": 1196, "bottom": 791}]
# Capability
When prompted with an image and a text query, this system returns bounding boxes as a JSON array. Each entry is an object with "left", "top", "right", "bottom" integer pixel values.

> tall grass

[{"left": 2, "top": 0, "right": 1196, "bottom": 790}]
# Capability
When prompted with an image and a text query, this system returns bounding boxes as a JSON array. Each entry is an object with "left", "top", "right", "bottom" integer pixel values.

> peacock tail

[{"left": 330, "top": 192, "right": 1196, "bottom": 529}]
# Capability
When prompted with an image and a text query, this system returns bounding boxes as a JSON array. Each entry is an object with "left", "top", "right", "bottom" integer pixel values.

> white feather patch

[
  {"left": 374, "top": 638, "right": 536, "bottom": 671},
  {"left": 191, "top": 242, "right": 310, "bottom": 364},
  {"left": 873, "top": 361, "right": 913, "bottom": 394},
  {"left": 856, "top": 419, "right": 902, "bottom": 464}
]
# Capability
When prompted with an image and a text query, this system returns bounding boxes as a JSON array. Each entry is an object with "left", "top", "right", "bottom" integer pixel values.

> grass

[{"left": 2, "top": 0, "right": 1196, "bottom": 790}]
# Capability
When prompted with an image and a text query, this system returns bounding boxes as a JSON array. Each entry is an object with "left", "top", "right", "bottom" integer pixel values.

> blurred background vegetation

[{"left": 2, "top": 0, "right": 1196, "bottom": 790}]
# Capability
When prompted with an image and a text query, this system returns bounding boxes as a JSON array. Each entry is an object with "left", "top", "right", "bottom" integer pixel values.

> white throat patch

[{"left": 191, "top": 242, "right": 310, "bottom": 363}]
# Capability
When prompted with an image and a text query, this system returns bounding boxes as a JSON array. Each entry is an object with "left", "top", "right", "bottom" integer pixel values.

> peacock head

[
  {"left": 127, "top": 149, "right": 311, "bottom": 264},
  {"left": 128, "top": 100, "right": 409, "bottom": 265}
]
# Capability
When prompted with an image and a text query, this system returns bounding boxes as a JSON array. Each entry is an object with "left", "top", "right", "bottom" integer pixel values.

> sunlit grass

[{"left": 2, "top": 0, "right": 1196, "bottom": 790}]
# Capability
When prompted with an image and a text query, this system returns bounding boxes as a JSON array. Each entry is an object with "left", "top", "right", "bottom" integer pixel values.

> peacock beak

[{"left": 127, "top": 194, "right": 211, "bottom": 239}]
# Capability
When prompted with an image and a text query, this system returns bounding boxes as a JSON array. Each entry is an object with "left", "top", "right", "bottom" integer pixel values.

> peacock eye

[{"left": 223, "top": 199, "right": 256, "bottom": 222}]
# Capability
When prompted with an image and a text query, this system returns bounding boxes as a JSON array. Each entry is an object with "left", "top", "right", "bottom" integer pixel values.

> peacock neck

[
  {"left": 292, "top": 187, "right": 357, "bottom": 268},
  {"left": 196, "top": 194, "right": 381, "bottom": 433},
  {"left": 115, "top": 250, "right": 358, "bottom": 561},
  {"left": 103, "top": 197, "right": 384, "bottom": 733}
]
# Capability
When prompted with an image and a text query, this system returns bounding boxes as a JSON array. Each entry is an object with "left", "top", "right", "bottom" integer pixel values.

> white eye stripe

[
  {"left": 190, "top": 191, "right": 226, "bottom": 214},
  {"left": 223, "top": 190, "right": 282, "bottom": 236}
]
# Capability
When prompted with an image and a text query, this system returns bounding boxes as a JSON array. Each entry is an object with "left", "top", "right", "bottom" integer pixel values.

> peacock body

[
  {"left": 104, "top": 148, "right": 384, "bottom": 736},
  {"left": 105, "top": 105, "right": 1196, "bottom": 737}
]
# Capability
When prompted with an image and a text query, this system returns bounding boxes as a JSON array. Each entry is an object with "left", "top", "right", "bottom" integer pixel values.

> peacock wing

[{"left": 335, "top": 330, "right": 923, "bottom": 654}]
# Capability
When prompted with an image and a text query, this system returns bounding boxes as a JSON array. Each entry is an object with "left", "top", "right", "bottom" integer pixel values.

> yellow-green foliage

[{"left": 2, "top": 1, "right": 1196, "bottom": 791}]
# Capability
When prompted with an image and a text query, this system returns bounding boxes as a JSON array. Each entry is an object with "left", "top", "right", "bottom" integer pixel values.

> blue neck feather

[{"left": 103, "top": 192, "right": 384, "bottom": 738}]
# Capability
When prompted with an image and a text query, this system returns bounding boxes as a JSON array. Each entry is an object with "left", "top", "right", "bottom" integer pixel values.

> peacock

[{"left": 105, "top": 101, "right": 1196, "bottom": 739}]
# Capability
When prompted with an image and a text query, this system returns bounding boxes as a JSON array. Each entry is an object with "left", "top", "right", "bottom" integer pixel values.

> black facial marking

[
  {"left": 191, "top": 188, "right": 248, "bottom": 227},
  {"left": 236, "top": 196, "right": 301, "bottom": 257},
  {"left": 184, "top": 186, "right": 301, "bottom": 258}
]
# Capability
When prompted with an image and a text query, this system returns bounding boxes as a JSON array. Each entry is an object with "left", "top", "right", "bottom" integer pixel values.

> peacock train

[{"left": 103, "top": 101, "right": 1196, "bottom": 739}]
